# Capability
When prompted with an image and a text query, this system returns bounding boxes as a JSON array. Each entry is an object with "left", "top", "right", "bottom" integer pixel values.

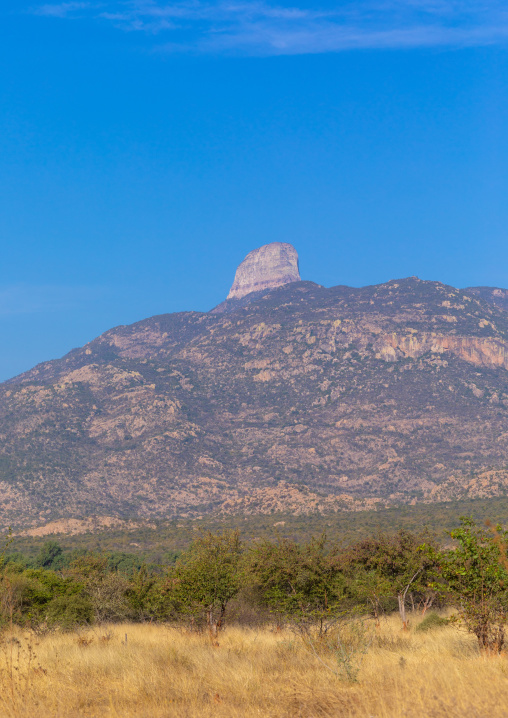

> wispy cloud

[
  {"left": 0, "top": 285, "right": 108, "bottom": 316},
  {"left": 34, "top": 1, "right": 93, "bottom": 17},
  {"left": 29, "top": 0, "right": 508, "bottom": 54}
]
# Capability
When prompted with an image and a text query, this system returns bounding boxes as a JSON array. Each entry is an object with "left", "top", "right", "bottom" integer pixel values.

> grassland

[{"left": 1, "top": 615, "right": 507, "bottom": 717}]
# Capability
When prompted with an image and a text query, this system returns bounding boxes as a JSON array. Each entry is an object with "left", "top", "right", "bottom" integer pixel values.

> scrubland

[{"left": 1, "top": 616, "right": 507, "bottom": 718}]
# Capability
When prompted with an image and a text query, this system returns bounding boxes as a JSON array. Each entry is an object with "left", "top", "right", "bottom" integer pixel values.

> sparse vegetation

[
  {"left": 1, "top": 519, "right": 508, "bottom": 715},
  {"left": 8, "top": 494, "right": 508, "bottom": 567}
]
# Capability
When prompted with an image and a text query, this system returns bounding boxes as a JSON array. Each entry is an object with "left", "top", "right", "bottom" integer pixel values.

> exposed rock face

[
  {"left": 376, "top": 334, "right": 508, "bottom": 370},
  {"left": 227, "top": 242, "right": 300, "bottom": 300}
]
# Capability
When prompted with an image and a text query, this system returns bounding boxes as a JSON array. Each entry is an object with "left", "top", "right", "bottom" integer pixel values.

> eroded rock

[{"left": 227, "top": 242, "right": 300, "bottom": 300}]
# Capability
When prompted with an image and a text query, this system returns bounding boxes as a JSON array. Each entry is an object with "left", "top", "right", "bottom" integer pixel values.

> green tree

[
  {"left": 170, "top": 530, "right": 242, "bottom": 636},
  {"left": 0, "top": 528, "right": 13, "bottom": 571},
  {"left": 426, "top": 517, "right": 508, "bottom": 653},
  {"left": 247, "top": 534, "right": 347, "bottom": 632},
  {"left": 0, "top": 529, "right": 14, "bottom": 627},
  {"left": 1, "top": 567, "right": 89, "bottom": 629},
  {"left": 342, "top": 530, "right": 437, "bottom": 628},
  {"left": 35, "top": 541, "right": 65, "bottom": 570},
  {"left": 126, "top": 564, "right": 157, "bottom": 620}
]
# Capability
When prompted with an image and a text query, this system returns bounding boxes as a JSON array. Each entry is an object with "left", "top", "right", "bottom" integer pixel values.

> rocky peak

[{"left": 227, "top": 242, "right": 301, "bottom": 300}]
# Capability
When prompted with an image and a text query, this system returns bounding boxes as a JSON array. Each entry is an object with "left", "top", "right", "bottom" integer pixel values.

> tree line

[{"left": 1, "top": 517, "right": 508, "bottom": 653}]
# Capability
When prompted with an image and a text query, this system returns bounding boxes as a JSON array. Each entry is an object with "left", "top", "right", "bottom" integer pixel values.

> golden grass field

[{"left": 1, "top": 615, "right": 507, "bottom": 718}]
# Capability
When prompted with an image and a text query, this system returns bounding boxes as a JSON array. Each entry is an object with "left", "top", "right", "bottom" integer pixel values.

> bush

[
  {"left": 227, "top": 586, "right": 273, "bottom": 628},
  {"left": 67, "top": 556, "right": 133, "bottom": 623},
  {"left": 46, "top": 594, "right": 94, "bottom": 629},
  {"left": 0, "top": 568, "right": 87, "bottom": 628},
  {"left": 170, "top": 530, "right": 242, "bottom": 635},
  {"left": 415, "top": 612, "right": 449, "bottom": 632},
  {"left": 247, "top": 534, "right": 348, "bottom": 632},
  {"left": 1, "top": 572, "right": 52, "bottom": 626},
  {"left": 426, "top": 518, "right": 508, "bottom": 652}
]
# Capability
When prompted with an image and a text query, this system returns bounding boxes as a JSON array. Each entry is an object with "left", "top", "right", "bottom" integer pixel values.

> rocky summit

[
  {"left": 2, "top": 246, "right": 508, "bottom": 530},
  {"left": 226, "top": 242, "right": 301, "bottom": 300}
]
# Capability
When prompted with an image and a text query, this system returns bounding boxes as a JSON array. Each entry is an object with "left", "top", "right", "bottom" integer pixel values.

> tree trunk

[
  {"left": 398, "top": 593, "right": 408, "bottom": 630},
  {"left": 421, "top": 593, "right": 434, "bottom": 617},
  {"left": 398, "top": 569, "right": 422, "bottom": 629},
  {"left": 216, "top": 603, "right": 227, "bottom": 633},
  {"left": 207, "top": 609, "right": 217, "bottom": 637},
  {"left": 207, "top": 603, "right": 227, "bottom": 640}
]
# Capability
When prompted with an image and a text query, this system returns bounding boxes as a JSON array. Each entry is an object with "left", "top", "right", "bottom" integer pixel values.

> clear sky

[{"left": 1, "top": 1, "right": 507, "bottom": 380}]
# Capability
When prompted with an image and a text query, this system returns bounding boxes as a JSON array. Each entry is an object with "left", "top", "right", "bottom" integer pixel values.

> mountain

[
  {"left": 2, "top": 243, "right": 508, "bottom": 530},
  {"left": 463, "top": 287, "right": 508, "bottom": 313}
]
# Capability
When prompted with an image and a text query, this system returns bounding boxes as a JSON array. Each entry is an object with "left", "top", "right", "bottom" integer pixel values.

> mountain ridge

[{"left": 3, "top": 256, "right": 508, "bottom": 529}]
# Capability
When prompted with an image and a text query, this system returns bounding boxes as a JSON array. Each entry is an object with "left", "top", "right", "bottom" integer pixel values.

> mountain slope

[
  {"left": 464, "top": 286, "right": 508, "bottom": 313},
  {"left": 3, "top": 277, "right": 508, "bottom": 528}
]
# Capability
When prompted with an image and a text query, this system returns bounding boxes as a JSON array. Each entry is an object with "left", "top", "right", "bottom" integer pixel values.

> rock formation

[{"left": 227, "top": 242, "right": 300, "bottom": 300}]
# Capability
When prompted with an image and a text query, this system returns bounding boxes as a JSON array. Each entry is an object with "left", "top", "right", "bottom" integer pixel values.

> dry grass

[{"left": 1, "top": 615, "right": 508, "bottom": 717}]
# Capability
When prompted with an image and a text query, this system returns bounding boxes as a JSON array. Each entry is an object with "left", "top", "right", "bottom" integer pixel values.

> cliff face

[
  {"left": 3, "top": 276, "right": 508, "bottom": 528},
  {"left": 226, "top": 242, "right": 301, "bottom": 300},
  {"left": 376, "top": 334, "right": 508, "bottom": 369}
]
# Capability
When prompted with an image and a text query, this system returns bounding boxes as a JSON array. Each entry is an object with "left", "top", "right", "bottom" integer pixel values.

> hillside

[{"left": 2, "top": 251, "right": 508, "bottom": 528}]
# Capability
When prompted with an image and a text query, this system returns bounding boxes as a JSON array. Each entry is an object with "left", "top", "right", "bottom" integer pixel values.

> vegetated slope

[
  {"left": 10, "top": 496, "right": 508, "bottom": 561},
  {"left": 465, "top": 286, "right": 508, "bottom": 312},
  {"left": 3, "top": 277, "right": 508, "bottom": 528}
]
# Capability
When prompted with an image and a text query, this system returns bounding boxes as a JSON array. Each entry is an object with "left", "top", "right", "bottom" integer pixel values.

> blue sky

[{"left": 1, "top": 1, "right": 507, "bottom": 380}]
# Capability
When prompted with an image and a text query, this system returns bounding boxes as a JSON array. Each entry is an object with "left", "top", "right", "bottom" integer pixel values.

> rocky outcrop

[
  {"left": 375, "top": 334, "right": 508, "bottom": 370},
  {"left": 227, "top": 242, "right": 300, "bottom": 300}
]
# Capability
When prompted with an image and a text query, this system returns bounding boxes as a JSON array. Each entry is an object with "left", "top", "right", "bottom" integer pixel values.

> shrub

[
  {"left": 170, "top": 530, "right": 242, "bottom": 635},
  {"left": 425, "top": 517, "right": 508, "bottom": 652},
  {"left": 1, "top": 568, "right": 86, "bottom": 628},
  {"left": 247, "top": 534, "right": 348, "bottom": 633},
  {"left": 46, "top": 594, "right": 94, "bottom": 629},
  {"left": 415, "top": 612, "right": 449, "bottom": 632},
  {"left": 342, "top": 529, "right": 438, "bottom": 628},
  {"left": 67, "top": 555, "right": 133, "bottom": 623}
]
